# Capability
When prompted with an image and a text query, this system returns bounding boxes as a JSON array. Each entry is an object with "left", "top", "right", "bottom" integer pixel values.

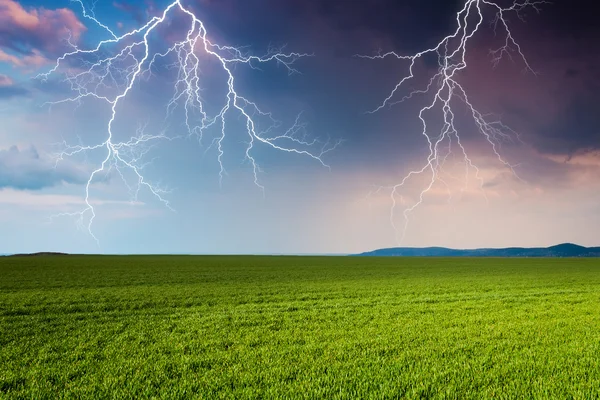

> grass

[{"left": 1, "top": 255, "right": 599, "bottom": 399}]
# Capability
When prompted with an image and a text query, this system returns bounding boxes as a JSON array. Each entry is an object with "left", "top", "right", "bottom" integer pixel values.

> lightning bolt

[
  {"left": 360, "top": 0, "right": 546, "bottom": 244},
  {"left": 38, "top": 0, "right": 338, "bottom": 243}
]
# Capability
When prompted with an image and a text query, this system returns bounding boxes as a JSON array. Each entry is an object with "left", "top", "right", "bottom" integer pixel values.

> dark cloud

[
  {"left": 538, "top": 94, "right": 600, "bottom": 156},
  {"left": 24, "top": 0, "right": 598, "bottom": 181},
  {"left": 180, "top": 0, "right": 463, "bottom": 55},
  {"left": 301, "top": 0, "right": 463, "bottom": 52},
  {"left": 542, "top": 0, "right": 599, "bottom": 40},
  {"left": 0, "top": 145, "right": 87, "bottom": 190},
  {"left": 185, "top": 0, "right": 599, "bottom": 160}
]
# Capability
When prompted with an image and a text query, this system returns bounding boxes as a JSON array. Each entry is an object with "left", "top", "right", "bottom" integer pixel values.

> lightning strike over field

[
  {"left": 39, "top": 0, "right": 337, "bottom": 242},
  {"left": 362, "top": 0, "right": 546, "bottom": 243}
]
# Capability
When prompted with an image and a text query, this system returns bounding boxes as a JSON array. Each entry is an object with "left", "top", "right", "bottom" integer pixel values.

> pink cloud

[
  {"left": 0, "top": 0, "right": 86, "bottom": 67},
  {"left": 0, "top": 48, "right": 47, "bottom": 68},
  {"left": 0, "top": 74, "right": 13, "bottom": 86}
]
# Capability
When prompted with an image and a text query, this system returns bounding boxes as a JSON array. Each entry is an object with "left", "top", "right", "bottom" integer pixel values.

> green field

[{"left": 1, "top": 256, "right": 599, "bottom": 399}]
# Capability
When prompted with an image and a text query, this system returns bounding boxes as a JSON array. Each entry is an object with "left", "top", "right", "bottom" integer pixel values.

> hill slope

[{"left": 357, "top": 243, "right": 600, "bottom": 257}]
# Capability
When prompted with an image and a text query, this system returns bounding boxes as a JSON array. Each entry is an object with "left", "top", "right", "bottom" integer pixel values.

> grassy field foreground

[{"left": 1, "top": 256, "right": 599, "bottom": 398}]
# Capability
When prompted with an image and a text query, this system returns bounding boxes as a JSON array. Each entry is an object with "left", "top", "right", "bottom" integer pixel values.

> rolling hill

[{"left": 357, "top": 243, "right": 600, "bottom": 257}]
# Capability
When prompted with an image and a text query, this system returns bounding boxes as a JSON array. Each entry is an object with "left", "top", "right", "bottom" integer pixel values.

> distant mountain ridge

[{"left": 357, "top": 243, "right": 600, "bottom": 257}]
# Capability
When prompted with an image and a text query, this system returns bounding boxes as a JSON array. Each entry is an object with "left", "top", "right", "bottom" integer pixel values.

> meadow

[{"left": 1, "top": 255, "right": 599, "bottom": 399}]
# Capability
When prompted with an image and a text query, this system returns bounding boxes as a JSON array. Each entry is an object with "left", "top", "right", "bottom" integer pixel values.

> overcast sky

[{"left": 0, "top": 0, "right": 598, "bottom": 254}]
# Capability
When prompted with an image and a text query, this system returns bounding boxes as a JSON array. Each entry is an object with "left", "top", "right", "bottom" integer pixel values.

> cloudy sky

[{"left": 0, "top": 0, "right": 598, "bottom": 254}]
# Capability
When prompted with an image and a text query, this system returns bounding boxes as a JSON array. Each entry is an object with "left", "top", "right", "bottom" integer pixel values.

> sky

[{"left": 0, "top": 0, "right": 599, "bottom": 254}]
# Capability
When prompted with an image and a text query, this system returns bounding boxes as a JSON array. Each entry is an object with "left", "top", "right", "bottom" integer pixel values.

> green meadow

[{"left": 1, "top": 255, "right": 599, "bottom": 399}]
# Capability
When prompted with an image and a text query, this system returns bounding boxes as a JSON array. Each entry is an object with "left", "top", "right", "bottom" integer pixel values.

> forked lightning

[
  {"left": 362, "top": 0, "right": 546, "bottom": 243},
  {"left": 40, "top": 0, "right": 337, "bottom": 242}
]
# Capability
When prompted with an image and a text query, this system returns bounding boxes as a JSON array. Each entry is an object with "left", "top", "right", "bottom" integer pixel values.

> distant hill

[
  {"left": 8, "top": 252, "right": 70, "bottom": 257},
  {"left": 357, "top": 243, "right": 600, "bottom": 257}
]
